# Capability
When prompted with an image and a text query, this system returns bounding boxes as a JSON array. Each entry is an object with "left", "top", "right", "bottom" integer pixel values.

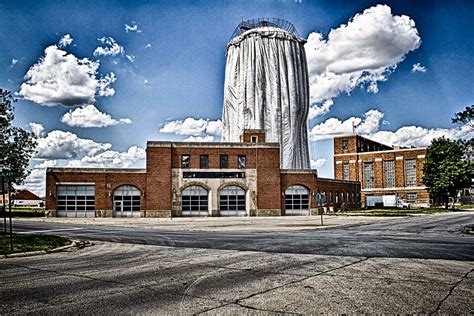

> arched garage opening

[
  {"left": 113, "top": 185, "right": 141, "bottom": 218},
  {"left": 219, "top": 185, "right": 246, "bottom": 216},
  {"left": 285, "top": 185, "right": 309, "bottom": 215},
  {"left": 181, "top": 186, "right": 209, "bottom": 216}
]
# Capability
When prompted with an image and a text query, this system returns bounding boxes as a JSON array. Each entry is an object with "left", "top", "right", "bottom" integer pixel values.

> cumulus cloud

[
  {"left": 93, "top": 37, "right": 124, "bottom": 57},
  {"left": 305, "top": 4, "right": 421, "bottom": 118},
  {"left": 29, "top": 122, "right": 45, "bottom": 138},
  {"left": 18, "top": 160, "right": 58, "bottom": 196},
  {"left": 310, "top": 109, "right": 384, "bottom": 140},
  {"left": 308, "top": 100, "right": 333, "bottom": 120},
  {"left": 125, "top": 22, "right": 142, "bottom": 33},
  {"left": 20, "top": 145, "right": 146, "bottom": 196},
  {"left": 60, "top": 104, "right": 132, "bottom": 128},
  {"left": 58, "top": 34, "right": 73, "bottom": 47},
  {"left": 31, "top": 123, "right": 112, "bottom": 159},
  {"left": 19, "top": 45, "right": 115, "bottom": 107},
  {"left": 411, "top": 62, "right": 426, "bottom": 73},
  {"left": 182, "top": 135, "right": 215, "bottom": 142},
  {"left": 160, "top": 118, "right": 222, "bottom": 137},
  {"left": 310, "top": 158, "right": 327, "bottom": 169},
  {"left": 66, "top": 146, "right": 145, "bottom": 168},
  {"left": 370, "top": 124, "right": 473, "bottom": 147},
  {"left": 145, "top": 43, "right": 152, "bottom": 48},
  {"left": 310, "top": 110, "right": 473, "bottom": 147}
]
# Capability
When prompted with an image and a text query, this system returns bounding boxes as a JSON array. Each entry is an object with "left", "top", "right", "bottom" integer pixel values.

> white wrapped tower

[{"left": 222, "top": 18, "right": 310, "bottom": 169}]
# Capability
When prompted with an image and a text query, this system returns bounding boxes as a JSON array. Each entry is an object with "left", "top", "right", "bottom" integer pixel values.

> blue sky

[{"left": 1, "top": 0, "right": 473, "bottom": 195}]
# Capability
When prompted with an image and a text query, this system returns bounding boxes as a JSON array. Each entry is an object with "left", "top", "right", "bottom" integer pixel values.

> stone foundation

[
  {"left": 254, "top": 209, "right": 281, "bottom": 217},
  {"left": 144, "top": 210, "right": 172, "bottom": 218},
  {"left": 95, "top": 210, "right": 113, "bottom": 218}
]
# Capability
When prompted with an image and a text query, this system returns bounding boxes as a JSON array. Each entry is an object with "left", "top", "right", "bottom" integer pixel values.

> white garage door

[
  {"left": 182, "top": 186, "right": 208, "bottom": 216},
  {"left": 113, "top": 185, "right": 141, "bottom": 218},
  {"left": 285, "top": 185, "right": 309, "bottom": 215},
  {"left": 220, "top": 186, "right": 246, "bottom": 216},
  {"left": 57, "top": 185, "right": 95, "bottom": 217}
]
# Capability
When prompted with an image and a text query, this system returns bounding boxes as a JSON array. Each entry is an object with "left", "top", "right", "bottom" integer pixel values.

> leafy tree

[
  {"left": 452, "top": 105, "right": 473, "bottom": 127},
  {"left": 0, "top": 89, "right": 37, "bottom": 186},
  {"left": 422, "top": 137, "right": 472, "bottom": 208}
]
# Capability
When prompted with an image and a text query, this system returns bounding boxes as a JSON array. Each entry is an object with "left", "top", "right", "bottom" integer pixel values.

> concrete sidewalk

[{"left": 16, "top": 215, "right": 403, "bottom": 232}]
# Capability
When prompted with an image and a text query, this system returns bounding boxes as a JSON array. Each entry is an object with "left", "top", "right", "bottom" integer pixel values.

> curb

[{"left": 2, "top": 240, "right": 91, "bottom": 259}]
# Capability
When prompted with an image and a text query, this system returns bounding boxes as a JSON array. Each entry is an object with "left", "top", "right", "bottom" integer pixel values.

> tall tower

[{"left": 222, "top": 18, "right": 310, "bottom": 169}]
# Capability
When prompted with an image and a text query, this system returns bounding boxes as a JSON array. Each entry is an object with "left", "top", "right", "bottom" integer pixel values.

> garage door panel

[{"left": 56, "top": 185, "right": 95, "bottom": 218}]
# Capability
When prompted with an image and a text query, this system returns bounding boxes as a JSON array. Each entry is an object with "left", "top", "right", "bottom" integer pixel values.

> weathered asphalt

[{"left": 0, "top": 212, "right": 473, "bottom": 314}]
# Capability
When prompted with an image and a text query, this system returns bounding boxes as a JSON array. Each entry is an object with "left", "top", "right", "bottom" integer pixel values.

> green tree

[
  {"left": 0, "top": 89, "right": 37, "bottom": 186},
  {"left": 422, "top": 137, "right": 472, "bottom": 208},
  {"left": 452, "top": 105, "right": 473, "bottom": 127}
]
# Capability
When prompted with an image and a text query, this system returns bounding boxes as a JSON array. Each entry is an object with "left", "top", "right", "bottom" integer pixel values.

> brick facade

[
  {"left": 45, "top": 131, "right": 359, "bottom": 217},
  {"left": 334, "top": 135, "right": 430, "bottom": 207}
]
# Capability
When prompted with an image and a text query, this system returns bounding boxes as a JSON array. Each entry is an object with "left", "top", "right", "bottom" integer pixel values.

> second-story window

[
  {"left": 342, "top": 140, "right": 349, "bottom": 152},
  {"left": 343, "top": 163, "right": 350, "bottom": 180},
  {"left": 363, "top": 162, "right": 375, "bottom": 189},
  {"left": 251, "top": 136, "right": 258, "bottom": 143},
  {"left": 181, "top": 154, "right": 190, "bottom": 168},
  {"left": 200, "top": 155, "right": 208, "bottom": 169},
  {"left": 220, "top": 155, "right": 228, "bottom": 169},
  {"left": 405, "top": 159, "right": 416, "bottom": 187},
  {"left": 238, "top": 155, "right": 246, "bottom": 169}
]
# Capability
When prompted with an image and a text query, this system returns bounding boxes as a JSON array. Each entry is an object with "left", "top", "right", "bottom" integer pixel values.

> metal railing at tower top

[{"left": 230, "top": 18, "right": 299, "bottom": 39}]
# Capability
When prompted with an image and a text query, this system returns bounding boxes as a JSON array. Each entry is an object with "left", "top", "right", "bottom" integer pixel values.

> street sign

[{"left": 0, "top": 170, "right": 14, "bottom": 178}]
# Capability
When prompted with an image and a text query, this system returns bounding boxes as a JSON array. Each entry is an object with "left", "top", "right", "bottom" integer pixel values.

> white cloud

[
  {"left": 18, "top": 160, "right": 58, "bottom": 197},
  {"left": 29, "top": 122, "right": 45, "bottom": 138},
  {"left": 370, "top": 124, "right": 473, "bottom": 147},
  {"left": 31, "top": 123, "right": 112, "bottom": 159},
  {"left": 411, "top": 62, "right": 426, "bottom": 73},
  {"left": 10, "top": 59, "right": 19, "bottom": 67},
  {"left": 305, "top": 4, "right": 421, "bottom": 118},
  {"left": 125, "top": 22, "right": 142, "bottom": 33},
  {"left": 19, "top": 45, "right": 115, "bottom": 107},
  {"left": 93, "top": 37, "right": 124, "bottom": 57},
  {"left": 20, "top": 145, "right": 146, "bottom": 196},
  {"left": 310, "top": 110, "right": 473, "bottom": 147},
  {"left": 308, "top": 100, "right": 333, "bottom": 120},
  {"left": 160, "top": 118, "right": 222, "bottom": 137},
  {"left": 126, "top": 54, "right": 136, "bottom": 63},
  {"left": 310, "top": 109, "right": 384, "bottom": 140},
  {"left": 145, "top": 43, "right": 152, "bottom": 48},
  {"left": 58, "top": 34, "right": 73, "bottom": 47},
  {"left": 60, "top": 104, "right": 132, "bottom": 128},
  {"left": 182, "top": 135, "right": 215, "bottom": 142},
  {"left": 66, "top": 146, "right": 145, "bottom": 168},
  {"left": 310, "top": 158, "right": 327, "bottom": 169}
]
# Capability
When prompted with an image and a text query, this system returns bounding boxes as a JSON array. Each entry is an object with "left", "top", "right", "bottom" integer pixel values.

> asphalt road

[
  {"left": 10, "top": 212, "right": 474, "bottom": 260},
  {"left": 1, "top": 212, "right": 473, "bottom": 314}
]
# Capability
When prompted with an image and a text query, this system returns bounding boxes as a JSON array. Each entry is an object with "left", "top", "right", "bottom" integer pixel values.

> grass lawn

[
  {"left": 0, "top": 207, "right": 45, "bottom": 217},
  {"left": 0, "top": 232, "right": 70, "bottom": 255},
  {"left": 457, "top": 204, "right": 474, "bottom": 210},
  {"left": 336, "top": 208, "right": 453, "bottom": 216}
]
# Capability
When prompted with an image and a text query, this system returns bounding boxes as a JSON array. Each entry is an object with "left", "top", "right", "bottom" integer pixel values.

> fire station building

[{"left": 46, "top": 130, "right": 360, "bottom": 218}]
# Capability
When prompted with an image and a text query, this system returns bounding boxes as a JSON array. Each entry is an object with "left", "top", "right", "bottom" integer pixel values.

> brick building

[
  {"left": 46, "top": 130, "right": 360, "bottom": 218},
  {"left": 333, "top": 135, "right": 430, "bottom": 208}
]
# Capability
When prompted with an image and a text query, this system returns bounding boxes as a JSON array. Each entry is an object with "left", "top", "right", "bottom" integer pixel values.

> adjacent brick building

[
  {"left": 46, "top": 130, "right": 360, "bottom": 218},
  {"left": 333, "top": 135, "right": 430, "bottom": 208}
]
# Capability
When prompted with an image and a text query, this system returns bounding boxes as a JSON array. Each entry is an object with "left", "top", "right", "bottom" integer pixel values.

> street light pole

[{"left": 1, "top": 174, "right": 6, "bottom": 233}]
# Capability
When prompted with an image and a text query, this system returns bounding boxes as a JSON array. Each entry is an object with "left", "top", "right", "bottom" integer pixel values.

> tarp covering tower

[{"left": 222, "top": 18, "right": 310, "bottom": 169}]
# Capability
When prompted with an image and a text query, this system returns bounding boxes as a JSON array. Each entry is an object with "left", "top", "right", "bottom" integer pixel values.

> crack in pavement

[
  {"left": 195, "top": 257, "right": 370, "bottom": 314},
  {"left": 429, "top": 268, "right": 473, "bottom": 315}
]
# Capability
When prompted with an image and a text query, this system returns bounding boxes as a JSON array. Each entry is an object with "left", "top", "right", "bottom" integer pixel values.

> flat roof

[
  {"left": 47, "top": 168, "right": 146, "bottom": 173},
  {"left": 147, "top": 141, "right": 280, "bottom": 148}
]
